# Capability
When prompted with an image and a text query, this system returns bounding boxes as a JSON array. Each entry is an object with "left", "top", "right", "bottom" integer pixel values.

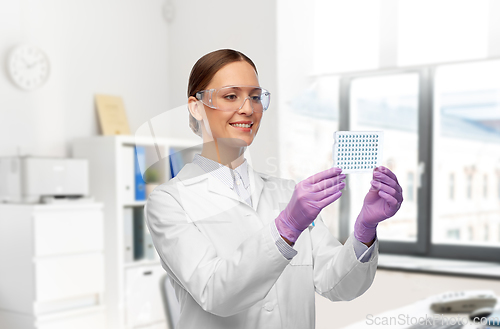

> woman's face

[{"left": 199, "top": 61, "right": 263, "bottom": 147}]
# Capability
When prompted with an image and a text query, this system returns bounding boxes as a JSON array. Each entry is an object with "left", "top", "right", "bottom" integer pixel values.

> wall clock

[{"left": 7, "top": 44, "right": 50, "bottom": 91}]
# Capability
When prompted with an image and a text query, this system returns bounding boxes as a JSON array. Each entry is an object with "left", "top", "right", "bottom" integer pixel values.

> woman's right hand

[{"left": 275, "top": 167, "right": 346, "bottom": 244}]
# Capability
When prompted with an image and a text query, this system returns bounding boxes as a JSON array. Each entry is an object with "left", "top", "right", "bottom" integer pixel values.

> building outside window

[
  {"left": 407, "top": 172, "right": 414, "bottom": 202},
  {"left": 484, "top": 174, "right": 488, "bottom": 198},
  {"left": 497, "top": 175, "right": 500, "bottom": 200},
  {"left": 449, "top": 173, "right": 455, "bottom": 200},
  {"left": 468, "top": 227, "right": 474, "bottom": 241},
  {"left": 447, "top": 229, "right": 460, "bottom": 240},
  {"left": 466, "top": 174, "right": 473, "bottom": 200}
]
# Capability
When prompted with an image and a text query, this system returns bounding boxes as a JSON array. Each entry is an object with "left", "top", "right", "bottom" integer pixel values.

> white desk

[{"left": 342, "top": 296, "right": 496, "bottom": 329}]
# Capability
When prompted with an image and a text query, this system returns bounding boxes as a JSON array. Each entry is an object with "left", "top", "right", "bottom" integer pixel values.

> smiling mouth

[{"left": 229, "top": 123, "right": 253, "bottom": 128}]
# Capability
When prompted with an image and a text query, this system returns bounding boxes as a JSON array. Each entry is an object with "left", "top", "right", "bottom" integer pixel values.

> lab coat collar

[{"left": 175, "top": 161, "right": 270, "bottom": 212}]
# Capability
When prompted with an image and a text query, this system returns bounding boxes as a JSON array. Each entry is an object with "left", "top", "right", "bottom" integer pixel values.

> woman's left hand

[{"left": 354, "top": 166, "right": 403, "bottom": 243}]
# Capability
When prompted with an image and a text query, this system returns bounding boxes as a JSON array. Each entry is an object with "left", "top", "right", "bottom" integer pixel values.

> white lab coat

[{"left": 145, "top": 161, "right": 379, "bottom": 329}]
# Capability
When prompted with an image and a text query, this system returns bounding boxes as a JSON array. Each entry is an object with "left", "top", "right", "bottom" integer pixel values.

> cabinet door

[
  {"left": 34, "top": 253, "right": 104, "bottom": 302},
  {"left": 125, "top": 266, "right": 166, "bottom": 328},
  {"left": 33, "top": 208, "right": 103, "bottom": 256}
]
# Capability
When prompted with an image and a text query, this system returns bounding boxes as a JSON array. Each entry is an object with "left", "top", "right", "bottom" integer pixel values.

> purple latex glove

[
  {"left": 354, "top": 166, "right": 404, "bottom": 243},
  {"left": 276, "top": 167, "right": 346, "bottom": 244}
]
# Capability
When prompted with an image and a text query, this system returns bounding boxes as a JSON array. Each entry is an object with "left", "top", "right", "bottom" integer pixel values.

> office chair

[{"left": 161, "top": 273, "right": 181, "bottom": 329}]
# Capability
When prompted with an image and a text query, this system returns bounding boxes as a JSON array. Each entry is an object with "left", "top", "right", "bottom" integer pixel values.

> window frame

[{"left": 336, "top": 60, "right": 500, "bottom": 262}]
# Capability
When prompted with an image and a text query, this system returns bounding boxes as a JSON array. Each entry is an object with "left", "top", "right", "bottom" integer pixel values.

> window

[
  {"left": 447, "top": 229, "right": 460, "bottom": 240},
  {"left": 449, "top": 173, "right": 455, "bottom": 200},
  {"left": 336, "top": 59, "right": 500, "bottom": 260},
  {"left": 407, "top": 172, "right": 414, "bottom": 202},
  {"left": 498, "top": 175, "right": 500, "bottom": 200},
  {"left": 483, "top": 174, "right": 488, "bottom": 198},
  {"left": 278, "top": 76, "right": 341, "bottom": 238},
  {"left": 433, "top": 60, "right": 500, "bottom": 249},
  {"left": 280, "top": 0, "right": 500, "bottom": 261},
  {"left": 468, "top": 227, "right": 474, "bottom": 241},
  {"left": 347, "top": 73, "right": 419, "bottom": 242},
  {"left": 466, "top": 174, "right": 473, "bottom": 200}
]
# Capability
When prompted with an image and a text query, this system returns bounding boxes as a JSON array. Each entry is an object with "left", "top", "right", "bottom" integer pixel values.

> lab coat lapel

[
  {"left": 206, "top": 175, "right": 241, "bottom": 203},
  {"left": 176, "top": 163, "right": 241, "bottom": 203},
  {"left": 204, "top": 162, "right": 267, "bottom": 212},
  {"left": 177, "top": 162, "right": 266, "bottom": 212}
]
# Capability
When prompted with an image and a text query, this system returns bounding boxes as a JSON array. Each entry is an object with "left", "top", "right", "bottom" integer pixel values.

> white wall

[
  {"left": 0, "top": 0, "right": 169, "bottom": 157},
  {"left": 0, "top": 0, "right": 279, "bottom": 173},
  {"left": 164, "top": 0, "right": 278, "bottom": 174}
]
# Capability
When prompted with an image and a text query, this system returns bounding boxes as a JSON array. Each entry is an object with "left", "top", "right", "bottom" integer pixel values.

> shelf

[
  {"left": 71, "top": 135, "right": 193, "bottom": 329},
  {"left": 123, "top": 201, "right": 146, "bottom": 207},
  {"left": 73, "top": 134, "right": 199, "bottom": 148},
  {"left": 0, "top": 202, "right": 103, "bottom": 211}
]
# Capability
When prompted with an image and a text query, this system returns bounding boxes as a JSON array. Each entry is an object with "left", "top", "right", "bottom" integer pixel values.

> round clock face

[{"left": 8, "top": 44, "right": 50, "bottom": 91}]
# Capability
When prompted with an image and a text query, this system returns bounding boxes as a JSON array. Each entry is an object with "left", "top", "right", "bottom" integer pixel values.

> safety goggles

[{"left": 195, "top": 85, "right": 271, "bottom": 112}]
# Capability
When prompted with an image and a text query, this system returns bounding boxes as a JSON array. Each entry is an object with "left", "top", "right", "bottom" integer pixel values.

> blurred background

[{"left": 1, "top": 0, "right": 500, "bottom": 328}]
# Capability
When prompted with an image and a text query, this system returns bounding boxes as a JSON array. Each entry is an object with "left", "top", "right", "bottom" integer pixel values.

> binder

[
  {"left": 123, "top": 207, "right": 134, "bottom": 263},
  {"left": 134, "top": 146, "right": 146, "bottom": 201},
  {"left": 133, "top": 207, "right": 144, "bottom": 260},
  {"left": 132, "top": 206, "right": 156, "bottom": 261},
  {"left": 122, "top": 146, "right": 135, "bottom": 203}
]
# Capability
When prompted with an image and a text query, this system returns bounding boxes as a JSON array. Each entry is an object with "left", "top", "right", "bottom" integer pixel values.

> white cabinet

[
  {"left": 125, "top": 265, "right": 166, "bottom": 328},
  {"left": 35, "top": 253, "right": 104, "bottom": 303},
  {"left": 33, "top": 209, "right": 103, "bottom": 256},
  {"left": 72, "top": 135, "right": 200, "bottom": 329},
  {"left": 0, "top": 203, "right": 105, "bottom": 329}
]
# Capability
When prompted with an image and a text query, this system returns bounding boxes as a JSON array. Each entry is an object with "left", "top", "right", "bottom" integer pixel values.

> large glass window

[
  {"left": 433, "top": 60, "right": 500, "bottom": 247},
  {"left": 280, "top": 0, "right": 500, "bottom": 261},
  {"left": 484, "top": 174, "right": 488, "bottom": 199},
  {"left": 498, "top": 175, "right": 500, "bottom": 200},
  {"left": 348, "top": 73, "right": 419, "bottom": 241},
  {"left": 279, "top": 76, "right": 341, "bottom": 237},
  {"left": 449, "top": 173, "right": 455, "bottom": 200},
  {"left": 407, "top": 172, "right": 415, "bottom": 202}
]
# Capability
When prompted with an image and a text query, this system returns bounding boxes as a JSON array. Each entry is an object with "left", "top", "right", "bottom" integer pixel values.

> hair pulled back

[{"left": 187, "top": 49, "right": 258, "bottom": 137}]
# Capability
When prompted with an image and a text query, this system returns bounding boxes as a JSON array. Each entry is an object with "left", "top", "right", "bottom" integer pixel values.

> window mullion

[{"left": 417, "top": 67, "right": 434, "bottom": 255}]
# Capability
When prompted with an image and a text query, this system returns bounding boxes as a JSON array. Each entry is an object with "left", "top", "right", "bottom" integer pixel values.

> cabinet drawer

[
  {"left": 125, "top": 265, "right": 166, "bottom": 328},
  {"left": 35, "top": 253, "right": 104, "bottom": 302},
  {"left": 33, "top": 208, "right": 103, "bottom": 256}
]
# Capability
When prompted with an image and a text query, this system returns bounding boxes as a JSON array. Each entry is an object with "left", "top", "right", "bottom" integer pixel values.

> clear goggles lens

[{"left": 196, "top": 85, "right": 271, "bottom": 112}]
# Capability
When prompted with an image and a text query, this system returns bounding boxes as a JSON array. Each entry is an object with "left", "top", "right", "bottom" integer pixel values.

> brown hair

[{"left": 187, "top": 49, "right": 258, "bottom": 137}]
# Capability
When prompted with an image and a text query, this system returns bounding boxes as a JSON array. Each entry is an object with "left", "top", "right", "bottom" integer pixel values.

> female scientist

[{"left": 145, "top": 49, "right": 403, "bottom": 329}]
